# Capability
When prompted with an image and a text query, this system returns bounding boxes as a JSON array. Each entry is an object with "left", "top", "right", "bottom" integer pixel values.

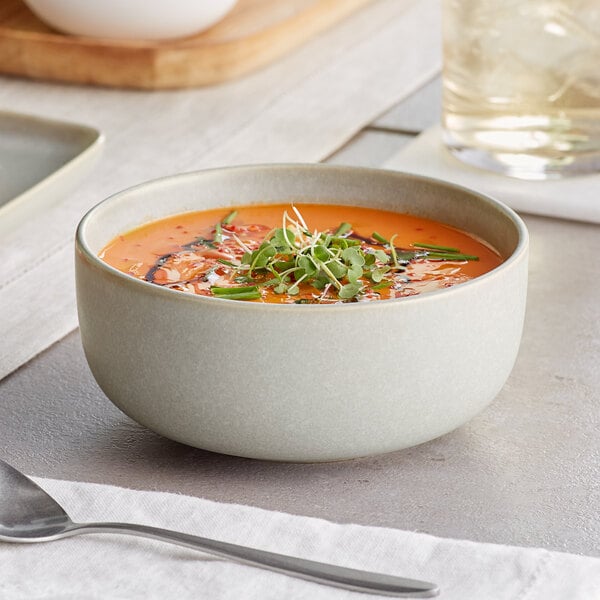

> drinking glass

[{"left": 442, "top": 0, "right": 600, "bottom": 180}]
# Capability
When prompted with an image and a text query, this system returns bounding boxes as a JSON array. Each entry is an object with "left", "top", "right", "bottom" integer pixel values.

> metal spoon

[{"left": 0, "top": 459, "right": 439, "bottom": 597}]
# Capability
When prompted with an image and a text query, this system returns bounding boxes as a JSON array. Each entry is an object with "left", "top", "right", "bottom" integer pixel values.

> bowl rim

[{"left": 76, "top": 163, "right": 529, "bottom": 313}]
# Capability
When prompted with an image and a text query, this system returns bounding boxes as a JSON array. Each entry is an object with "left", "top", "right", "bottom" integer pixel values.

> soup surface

[{"left": 99, "top": 203, "right": 502, "bottom": 304}]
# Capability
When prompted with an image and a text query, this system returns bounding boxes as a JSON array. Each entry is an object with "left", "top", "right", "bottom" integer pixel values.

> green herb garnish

[
  {"left": 372, "top": 232, "right": 389, "bottom": 245},
  {"left": 423, "top": 252, "right": 479, "bottom": 261},
  {"left": 372, "top": 281, "right": 394, "bottom": 291},
  {"left": 334, "top": 222, "right": 352, "bottom": 236},
  {"left": 224, "top": 210, "right": 379, "bottom": 301},
  {"left": 213, "top": 207, "right": 481, "bottom": 302},
  {"left": 212, "top": 210, "right": 239, "bottom": 244},
  {"left": 217, "top": 258, "right": 238, "bottom": 267},
  {"left": 214, "top": 221, "right": 223, "bottom": 244},
  {"left": 413, "top": 242, "right": 460, "bottom": 253},
  {"left": 210, "top": 285, "right": 261, "bottom": 301},
  {"left": 223, "top": 210, "right": 238, "bottom": 225}
]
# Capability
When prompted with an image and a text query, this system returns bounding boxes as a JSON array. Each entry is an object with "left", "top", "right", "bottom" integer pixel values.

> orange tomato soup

[{"left": 99, "top": 204, "right": 502, "bottom": 304}]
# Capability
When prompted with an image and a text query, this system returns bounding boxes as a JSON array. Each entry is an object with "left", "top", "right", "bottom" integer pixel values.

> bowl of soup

[{"left": 75, "top": 164, "right": 528, "bottom": 462}]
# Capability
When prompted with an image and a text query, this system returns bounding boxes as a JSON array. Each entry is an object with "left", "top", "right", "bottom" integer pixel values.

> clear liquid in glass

[{"left": 442, "top": 0, "right": 600, "bottom": 180}]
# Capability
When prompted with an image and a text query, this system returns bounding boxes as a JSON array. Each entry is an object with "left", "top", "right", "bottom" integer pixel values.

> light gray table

[{"left": 1, "top": 78, "right": 599, "bottom": 558}]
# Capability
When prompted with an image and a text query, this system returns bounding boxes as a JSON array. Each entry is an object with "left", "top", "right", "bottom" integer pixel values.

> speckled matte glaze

[{"left": 75, "top": 165, "right": 528, "bottom": 462}]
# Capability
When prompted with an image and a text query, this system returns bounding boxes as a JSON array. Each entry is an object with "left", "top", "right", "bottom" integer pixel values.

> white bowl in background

[
  {"left": 75, "top": 165, "right": 529, "bottom": 462},
  {"left": 24, "top": 0, "right": 238, "bottom": 41}
]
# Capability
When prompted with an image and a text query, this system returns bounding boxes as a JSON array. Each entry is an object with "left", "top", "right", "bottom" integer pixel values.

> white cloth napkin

[
  {"left": 384, "top": 125, "right": 600, "bottom": 225},
  {"left": 0, "top": 0, "right": 442, "bottom": 381},
  {"left": 1, "top": 477, "right": 598, "bottom": 599}
]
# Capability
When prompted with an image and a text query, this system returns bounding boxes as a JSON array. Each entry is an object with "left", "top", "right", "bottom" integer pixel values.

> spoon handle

[{"left": 70, "top": 522, "right": 438, "bottom": 597}]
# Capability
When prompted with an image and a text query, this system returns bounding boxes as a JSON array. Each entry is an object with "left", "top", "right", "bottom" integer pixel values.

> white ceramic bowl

[
  {"left": 24, "top": 0, "right": 238, "bottom": 41},
  {"left": 76, "top": 165, "right": 528, "bottom": 462}
]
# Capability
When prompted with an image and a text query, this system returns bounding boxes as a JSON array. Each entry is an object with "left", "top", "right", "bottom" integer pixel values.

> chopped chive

[
  {"left": 214, "top": 222, "right": 223, "bottom": 244},
  {"left": 334, "top": 222, "right": 352, "bottom": 236},
  {"left": 372, "top": 281, "right": 393, "bottom": 291},
  {"left": 217, "top": 291, "right": 262, "bottom": 301},
  {"left": 425, "top": 252, "right": 479, "bottom": 261},
  {"left": 372, "top": 232, "right": 389, "bottom": 245},
  {"left": 222, "top": 210, "right": 238, "bottom": 225},
  {"left": 389, "top": 234, "right": 399, "bottom": 268},
  {"left": 211, "top": 285, "right": 259, "bottom": 295},
  {"left": 217, "top": 258, "right": 238, "bottom": 267},
  {"left": 413, "top": 242, "right": 460, "bottom": 253},
  {"left": 333, "top": 238, "right": 361, "bottom": 247}
]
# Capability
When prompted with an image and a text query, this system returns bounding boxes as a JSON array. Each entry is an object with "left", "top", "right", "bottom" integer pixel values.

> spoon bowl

[
  {"left": 0, "top": 460, "right": 71, "bottom": 540},
  {"left": 0, "top": 459, "right": 438, "bottom": 597}
]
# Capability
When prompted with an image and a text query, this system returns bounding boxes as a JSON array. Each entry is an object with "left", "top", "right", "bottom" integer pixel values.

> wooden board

[{"left": 0, "top": 0, "right": 374, "bottom": 89}]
